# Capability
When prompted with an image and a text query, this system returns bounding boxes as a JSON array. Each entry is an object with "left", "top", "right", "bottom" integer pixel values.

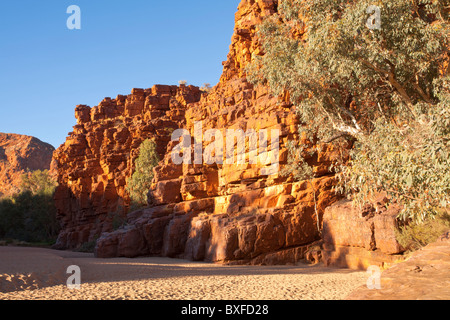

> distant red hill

[{"left": 0, "top": 133, "right": 55, "bottom": 197}]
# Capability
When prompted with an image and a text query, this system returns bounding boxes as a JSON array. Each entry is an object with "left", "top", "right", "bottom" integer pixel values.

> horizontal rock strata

[
  {"left": 53, "top": 85, "right": 202, "bottom": 249},
  {"left": 322, "top": 197, "right": 406, "bottom": 270},
  {"left": 55, "top": 0, "right": 405, "bottom": 268}
]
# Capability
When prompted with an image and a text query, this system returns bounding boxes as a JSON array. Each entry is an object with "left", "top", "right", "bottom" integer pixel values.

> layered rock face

[
  {"left": 0, "top": 133, "right": 55, "bottom": 198},
  {"left": 53, "top": 85, "right": 202, "bottom": 249},
  {"left": 94, "top": 0, "right": 343, "bottom": 263},
  {"left": 322, "top": 195, "right": 406, "bottom": 270},
  {"left": 54, "top": 0, "right": 406, "bottom": 268},
  {"left": 54, "top": 0, "right": 399, "bottom": 268}
]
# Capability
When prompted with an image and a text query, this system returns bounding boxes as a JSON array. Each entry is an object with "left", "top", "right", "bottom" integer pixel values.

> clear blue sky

[{"left": 0, "top": 0, "right": 240, "bottom": 148}]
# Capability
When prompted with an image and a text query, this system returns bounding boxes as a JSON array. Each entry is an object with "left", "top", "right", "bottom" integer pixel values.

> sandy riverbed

[{"left": 0, "top": 246, "right": 367, "bottom": 300}]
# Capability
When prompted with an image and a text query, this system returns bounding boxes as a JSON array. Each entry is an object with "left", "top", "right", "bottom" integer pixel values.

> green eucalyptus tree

[
  {"left": 126, "top": 139, "right": 160, "bottom": 207},
  {"left": 248, "top": 0, "right": 449, "bottom": 222}
]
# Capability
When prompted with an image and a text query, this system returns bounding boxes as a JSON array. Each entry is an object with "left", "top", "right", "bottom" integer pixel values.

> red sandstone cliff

[
  {"left": 53, "top": 0, "right": 341, "bottom": 261},
  {"left": 53, "top": 0, "right": 401, "bottom": 267},
  {"left": 52, "top": 85, "right": 202, "bottom": 248},
  {"left": 0, "top": 133, "right": 55, "bottom": 198},
  {"left": 89, "top": 0, "right": 341, "bottom": 263}
]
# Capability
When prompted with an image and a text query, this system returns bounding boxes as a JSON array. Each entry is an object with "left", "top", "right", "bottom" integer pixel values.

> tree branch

[
  {"left": 411, "top": 75, "right": 434, "bottom": 104},
  {"left": 323, "top": 132, "right": 352, "bottom": 143},
  {"left": 359, "top": 58, "right": 418, "bottom": 117}
]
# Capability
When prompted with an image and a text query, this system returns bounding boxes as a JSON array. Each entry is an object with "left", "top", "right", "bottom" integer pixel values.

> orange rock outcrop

[
  {"left": 91, "top": 0, "right": 342, "bottom": 262},
  {"left": 52, "top": 85, "right": 202, "bottom": 249},
  {"left": 55, "top": 0, "right": 369, "bottom": 266},
  {"left": 322, "top": 195, "right": 406, "bottom": 270},
  {"left": 0, "top": 133, "right": 55, "bottom": 198}
]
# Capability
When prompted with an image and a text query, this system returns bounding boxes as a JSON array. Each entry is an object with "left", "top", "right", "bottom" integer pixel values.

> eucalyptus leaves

[{"left": 248, "top": 0, "right": 449, "bottom": 222}]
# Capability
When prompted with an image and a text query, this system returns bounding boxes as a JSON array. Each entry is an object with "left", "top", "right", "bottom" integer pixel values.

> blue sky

[{"left": 0, "top": 0, "right": 240, "bottom": 148}]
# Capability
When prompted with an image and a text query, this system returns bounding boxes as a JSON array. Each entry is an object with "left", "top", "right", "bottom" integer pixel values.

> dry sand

[{"left": 0, "top": 246, "right": 367, "bottom": 300}]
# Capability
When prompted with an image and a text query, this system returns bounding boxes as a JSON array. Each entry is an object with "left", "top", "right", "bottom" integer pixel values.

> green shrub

[
  {"left": 109, "top": 206, "right": 127, "bottom": 230},
  {"left": 338, "top": 108, "right": 450, "bottom": 222},
  {"left": 21, "top": 170, "right": 57, "bottom": 196},
  {"left": 164, "top": 127, "right": 175, "bottom": 135},
  {"left": 396, "top": 210, "right": 450, "bottom": 254},
  {"left": 126, "top": 139, "right": 160, "bottom": 207},
  {"left": 77, "top": 240, "right": 98, "bottom": 253},
  {"left": 114, "top": 119, "right": 126, "bottom": 130},
  {"left": 0, "top": 170, "right": 59, "bottom": 243},
  {"left": 200, "top": 83, "right": 212, "bottom": 93}
]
